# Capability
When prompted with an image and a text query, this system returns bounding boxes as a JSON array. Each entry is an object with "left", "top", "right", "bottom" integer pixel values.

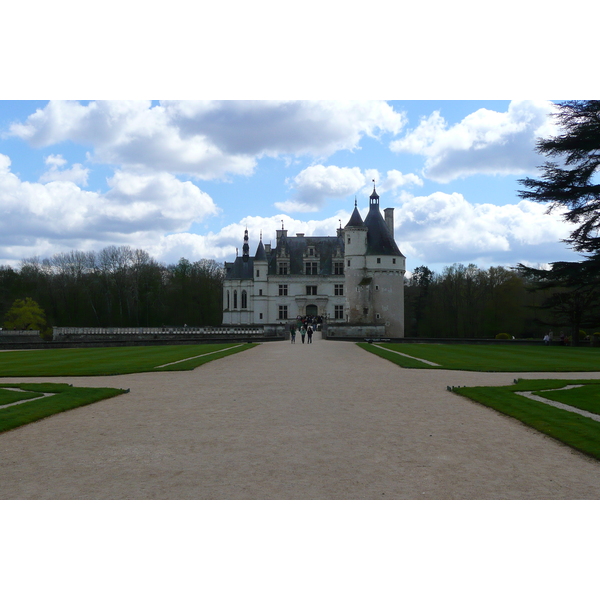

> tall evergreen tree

[
  {"left": 518, "top": 100, "right": 600, "bottom": 256},
  {"left": 517, "top": 100, "right": 600, "bottom": 344}
]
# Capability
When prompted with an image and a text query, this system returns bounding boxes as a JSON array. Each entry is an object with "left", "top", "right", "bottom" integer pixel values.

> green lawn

[
  {"left": 0, "top": 382, "right": 127, "bottom": 433},
  {"left": 0, "top": 386, "right": 43, "bottom": 406},
  {"left": 357, "top": 342, "right": 600, "bottom": 372},
  {"left": 454, "top": 379, "right": 600, "bottom": 460},
  {"left": 536, "top": 384, "right": 600, "bottom": 416},
  {"left": 0, "top": 343, "right": 257, "bottom": 377}
]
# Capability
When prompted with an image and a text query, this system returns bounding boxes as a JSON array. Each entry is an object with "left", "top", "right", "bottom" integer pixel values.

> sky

[
  {"left": 0, "top": 98, "right": 583, "bottom": 275},
  {"left": 0, "top": 3, "right": 594, "bottom": 278}
]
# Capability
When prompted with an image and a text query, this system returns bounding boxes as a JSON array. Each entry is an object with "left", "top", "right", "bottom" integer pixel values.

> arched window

[
  {"left": 233, "top": 290, "right": 238, "bottom": 309},
  {"left": 241, "top": 290, "right": 247, "bottom": 309}
]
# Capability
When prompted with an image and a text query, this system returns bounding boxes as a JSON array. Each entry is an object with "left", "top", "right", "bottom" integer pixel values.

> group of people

[
  {"left": 543, "top": 331, "right": 570, "bottom": 345},
  {"left": 289, "top": 322, "right": 314, "bottom": 344}
]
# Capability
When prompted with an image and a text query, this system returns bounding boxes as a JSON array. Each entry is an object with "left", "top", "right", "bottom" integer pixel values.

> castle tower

[{"left": 343, "top": 184, "right": 405, "bottom": 337}]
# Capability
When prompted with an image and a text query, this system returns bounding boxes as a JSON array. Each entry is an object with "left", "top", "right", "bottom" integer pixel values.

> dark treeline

[
  {"left": 403, "top": 263, "right": 595, "bottom": 339},
  {"left": 0, "top": 246, "right": 224, "bottom": 328},
  {"left": 2, "top": 248, "right": 597, "bottom": 338}
]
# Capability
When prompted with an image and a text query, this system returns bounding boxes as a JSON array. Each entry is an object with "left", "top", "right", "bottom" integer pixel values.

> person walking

[
  {"left": 307, "top": 324, "right": 313, "bottom": 344},
  {"left": 300, "top": 325, "right": 306, "bottom": 344},
  {"left": 290, "top": 325, "right": 296, "bottom": 344}
]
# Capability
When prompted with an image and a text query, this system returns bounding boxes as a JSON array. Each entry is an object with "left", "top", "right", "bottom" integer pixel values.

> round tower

[
  {"left": 344, "top": 185, "right": 406, "bottom": 337},
  {"left": 363, "top": 184, "right": 405, "bottom": 337}
]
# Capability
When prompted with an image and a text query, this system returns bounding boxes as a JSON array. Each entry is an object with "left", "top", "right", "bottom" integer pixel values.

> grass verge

[
  {"left": 453, "top": 379, "right": 600, "bottom": 461},
  {"left": 0, "top": 383, "right": 127, "bottom": 434},
  {"left": 0, "top": 343, "right": 257, "bottom": 376},
  {"left": 357, "top": 342, "right": 600, "bottom": 372}
]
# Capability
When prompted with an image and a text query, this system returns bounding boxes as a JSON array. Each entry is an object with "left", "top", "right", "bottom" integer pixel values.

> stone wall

[{"left": 324, "top": 323, "right": 386, "bottom": 339}]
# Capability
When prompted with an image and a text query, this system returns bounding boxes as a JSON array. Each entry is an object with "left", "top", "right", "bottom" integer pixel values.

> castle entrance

[{"left": 305, "top": 304, "right": 318, "bottom": 317}]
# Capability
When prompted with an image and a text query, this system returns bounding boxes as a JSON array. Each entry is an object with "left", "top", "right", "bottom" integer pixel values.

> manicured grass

[
  {"left": 0, "top": 382, "right": 127, "bottom": 434},
  {"left": 0, "top": 386, "right": 43, "bottom": 406},
  {"left": 536, "top": 384, "right": 600, "bottom": 416},
  {"left": 0, "top": 343, "right": 257, "bottom": 377},
  {"left": 357, "top": 342, "right": 600, "bottom": 372},
  {"left": 453, "top": 379, "right": 600, "bottom": 461}
]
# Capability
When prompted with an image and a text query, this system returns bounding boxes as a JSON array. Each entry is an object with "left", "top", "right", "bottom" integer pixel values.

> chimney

[{"left": 384, "top": 208, "right": 394, "bottom": 237}]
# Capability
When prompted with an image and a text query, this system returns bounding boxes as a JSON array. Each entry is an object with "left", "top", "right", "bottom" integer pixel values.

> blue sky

[
  {"left": 1, "top": 3, "right": 593, "bottom": 276},
  {"left": 0, "top": 99, "right": 581, "bottom": 274}
]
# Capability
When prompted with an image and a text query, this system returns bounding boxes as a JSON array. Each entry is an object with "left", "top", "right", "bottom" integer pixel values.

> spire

[
  {"left": 345, "top": 198, "right": 365, "bottom": 228},
  {"left": 242, "top": 227, "right": 250, "bottom": 262},
  {"left": 254, "top": 230, "right": 267, "bottom": 261},
  {"left": 369, "top": 180, "right": 379, "bottom": 207}
]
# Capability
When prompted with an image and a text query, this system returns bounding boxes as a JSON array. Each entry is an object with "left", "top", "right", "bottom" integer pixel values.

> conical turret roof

[
  {"left": 254, "top": 238, "right": 267, "bottom": 261},
  {"left": 345, "top": 199, "right": 365, "bottom": 228}
]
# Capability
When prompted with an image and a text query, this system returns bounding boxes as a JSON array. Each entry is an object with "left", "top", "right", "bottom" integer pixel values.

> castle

[{"left": 222, "top": 185, "right": 406, "bottom": 337}]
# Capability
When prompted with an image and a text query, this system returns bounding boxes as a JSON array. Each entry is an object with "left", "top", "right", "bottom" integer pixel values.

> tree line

[
  {"left": 2, "top": 246, "right": 596, "bottom": 340},
  {"left": 0, "top": 246, "right": 224, "bottom": 329},
  {"left": 403, "top": 263, "right": 596, "bottom": 339}
]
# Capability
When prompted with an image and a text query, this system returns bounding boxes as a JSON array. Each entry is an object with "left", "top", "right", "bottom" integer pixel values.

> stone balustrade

[
  {"left": 0, "top": 329, "right": 40, "bottom": 336},
  {"left": 52, "top": 326, "right": 266, "bottom": 340}
]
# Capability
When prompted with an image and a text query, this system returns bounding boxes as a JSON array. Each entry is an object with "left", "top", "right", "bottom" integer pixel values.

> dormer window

[{"left": 278, "top": 261, "right": 289, "bottom": 275}]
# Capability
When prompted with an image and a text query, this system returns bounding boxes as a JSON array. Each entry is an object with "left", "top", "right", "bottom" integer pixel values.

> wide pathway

[{"left": 1, "top": 334, "right": 600, "bottom": 499}]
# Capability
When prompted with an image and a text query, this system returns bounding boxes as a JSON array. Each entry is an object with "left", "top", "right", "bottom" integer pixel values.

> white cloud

[
  {"left": 44, "top": 154, "right": 67, "bottom": 167},
  {"left": 145, "top": 213, "right": 351, "bottom": 265},
  {"left": 0, "top": 154, "right": 217, "bottom": 262},
  {"left": 39, "top": 154, "right": 89, "bottom": 185},
  {"left": 394, "top": 191, "right": 576, "bottom": 267},
  {"left": 141, "top": 193, "right": 578, "bottom": 269},
  {"left": 390, "top": 100, "right": 558, "bottom": 183},
  {"left": 10, "top": 100, "right": 407, "bottom": 180},
  {"left": 379, "top": 169, "right": 423, "bottom": 192},
  {"left": 279, "top": 165, "right": 366, "bottom": 212},
  {"left": 279, "top": 165, "right": 423, "bottom": 212}
]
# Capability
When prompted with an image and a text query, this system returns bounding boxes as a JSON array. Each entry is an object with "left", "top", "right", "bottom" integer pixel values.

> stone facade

[{"left": 222, "top": 185, "right": 406, "bottom": 337}]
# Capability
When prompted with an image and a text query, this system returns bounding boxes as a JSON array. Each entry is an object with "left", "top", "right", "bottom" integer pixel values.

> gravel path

[{"left": 1, "top": 334, "right": 600, "bottom": 499}]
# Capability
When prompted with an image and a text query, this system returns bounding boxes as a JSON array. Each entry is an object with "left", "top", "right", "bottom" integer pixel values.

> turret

[
  {"left": 343, "top": 198, "right": 367, "bottom": 269},
  {"left": 254, "top": 233, "right": 268, "bottom": 283},
  {"left": 242, "top": 228, "right": 250, "bottom": 262}
]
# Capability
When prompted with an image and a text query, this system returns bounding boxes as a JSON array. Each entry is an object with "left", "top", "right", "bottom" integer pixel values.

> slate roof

[
  {"left": 268, "top": 235, "right": 345, "bottom": 276},
  {"left": 345, "top": 205, "right": 365, "bottom": 228},
  {"left": 255, "top": 239, "right": 267, "bottom": 261},
  {"left": 224, "top": 256, "right": 255, "bottom": 279},
  {"left": 364, "top": 204, "right": 404, "bottom": 257}
]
